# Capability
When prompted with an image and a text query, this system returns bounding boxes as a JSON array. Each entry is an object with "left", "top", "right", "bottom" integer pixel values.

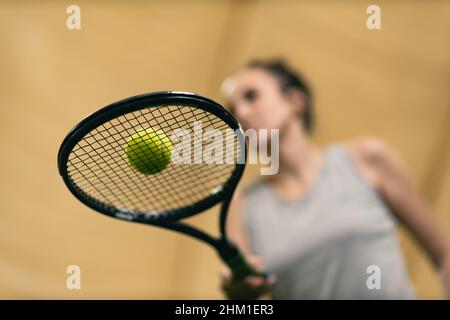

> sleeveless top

[{"left": 243, "top": 145, "right": 415, "bottom": 299}]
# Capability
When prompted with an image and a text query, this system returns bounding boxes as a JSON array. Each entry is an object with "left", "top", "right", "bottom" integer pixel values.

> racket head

[{"left": 58, "top": 91, "right": 246, "bottom": 224}]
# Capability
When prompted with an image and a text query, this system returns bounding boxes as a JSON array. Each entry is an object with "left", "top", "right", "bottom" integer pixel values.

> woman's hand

[{"left": 219, "top": 256, "right": 277, "bottom": 300}]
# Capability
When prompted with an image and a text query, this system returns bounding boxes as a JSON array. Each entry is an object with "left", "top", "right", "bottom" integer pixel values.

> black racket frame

[{"left": 58, "top": 91, "right": 258, "bottom": 278}]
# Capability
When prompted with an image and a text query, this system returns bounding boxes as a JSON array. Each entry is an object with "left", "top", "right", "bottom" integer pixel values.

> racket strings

[
  {"left": 66, "top": 105, "right": 241, "bottom": 214},
  {"left": 70, "top": 124, "right": 230, "bottom": 211},
  {"left": 70, "top": 116, "right": 213, "bottom": 209}
]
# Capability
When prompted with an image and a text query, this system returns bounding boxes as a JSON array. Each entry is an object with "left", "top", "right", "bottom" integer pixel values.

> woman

[{"left": 218, "top": 59, "right": 450, "bottom": 299}]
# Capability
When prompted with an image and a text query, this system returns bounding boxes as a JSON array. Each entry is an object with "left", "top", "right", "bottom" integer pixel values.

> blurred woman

[{"left": 219, "top": 59, "right": 450, "bottom": 299}]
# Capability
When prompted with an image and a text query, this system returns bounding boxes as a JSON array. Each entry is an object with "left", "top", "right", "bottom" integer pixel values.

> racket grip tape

[{"left": 217, "top": 240, "right": 266, "bottom": 279}]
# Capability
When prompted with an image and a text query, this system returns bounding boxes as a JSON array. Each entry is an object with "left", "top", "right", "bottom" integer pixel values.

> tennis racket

[{"left": 57, "top": 91, "right": 261, "bottom": 279}]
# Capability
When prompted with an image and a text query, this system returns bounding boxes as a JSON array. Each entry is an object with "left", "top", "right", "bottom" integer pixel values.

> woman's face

[{"left": 222, "top": 67, "right": 301, "bottom": 132}]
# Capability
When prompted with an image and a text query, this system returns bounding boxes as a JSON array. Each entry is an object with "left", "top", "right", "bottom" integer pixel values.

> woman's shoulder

[
  {"left": 236, "top": 175, "right": 276, "bottom": 206},
  {"left": 242, "top": 178, "right": 271, "bottom": 198},
  {"left": 327, "top": 136, "right": 390, "bottom": 158},
  {"left": 345, "top": 136, "right": 392, "bottom": 160},
  {"left": 337, "top": 136, "right": 394, "bottom": 188}
]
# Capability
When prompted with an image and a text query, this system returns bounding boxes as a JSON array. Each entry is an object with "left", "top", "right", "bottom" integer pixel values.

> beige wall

[{"left": 0, "top": 0, "right": 449, "bottom": 298}]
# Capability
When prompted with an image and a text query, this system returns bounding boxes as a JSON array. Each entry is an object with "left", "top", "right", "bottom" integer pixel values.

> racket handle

[{"left": 217, "top": 240, "right": 267, "bottom": 279}]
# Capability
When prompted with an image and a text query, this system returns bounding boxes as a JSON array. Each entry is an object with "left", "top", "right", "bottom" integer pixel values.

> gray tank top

[{"left": 244, "top": 145, "right": 415, "bottom": 299}]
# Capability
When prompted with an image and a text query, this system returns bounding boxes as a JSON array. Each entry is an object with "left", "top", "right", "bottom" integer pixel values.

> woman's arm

[
  {"left": 220, "top": 188, "right": 276, "bottom": 299},
  {"left": 226, "top": 188, "right": 252, "bottom": 255},
  {"left": 349, "top": 137, "right": 450, "bottom": 298}
]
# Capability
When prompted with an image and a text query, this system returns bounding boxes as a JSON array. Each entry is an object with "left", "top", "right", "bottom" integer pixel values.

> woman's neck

[{"left": 275, "top": 119, "right": 323, "bottom": 183}]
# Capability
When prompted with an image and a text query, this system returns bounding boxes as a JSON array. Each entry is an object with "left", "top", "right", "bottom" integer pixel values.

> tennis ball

[{"left": 125, "top": 128, "right": 173, "bottom": 175}]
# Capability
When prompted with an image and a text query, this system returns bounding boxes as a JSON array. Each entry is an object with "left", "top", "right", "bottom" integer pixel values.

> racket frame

[
  {"left": 58, "top": 92, "right": 260, "bottom": 278},
  {"left": 58, "top": 91, "right": 245, "bottom": 225}
]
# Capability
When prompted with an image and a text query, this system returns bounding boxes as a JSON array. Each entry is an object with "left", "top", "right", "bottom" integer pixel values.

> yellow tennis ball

[{"left": 125, "top": 128, "right": 173, "bottom": 175}]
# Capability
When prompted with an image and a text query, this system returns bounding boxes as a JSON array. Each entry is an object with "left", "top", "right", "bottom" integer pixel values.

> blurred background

[{"left": 0, "top": 0, "right": 449, "bottom": 299}]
